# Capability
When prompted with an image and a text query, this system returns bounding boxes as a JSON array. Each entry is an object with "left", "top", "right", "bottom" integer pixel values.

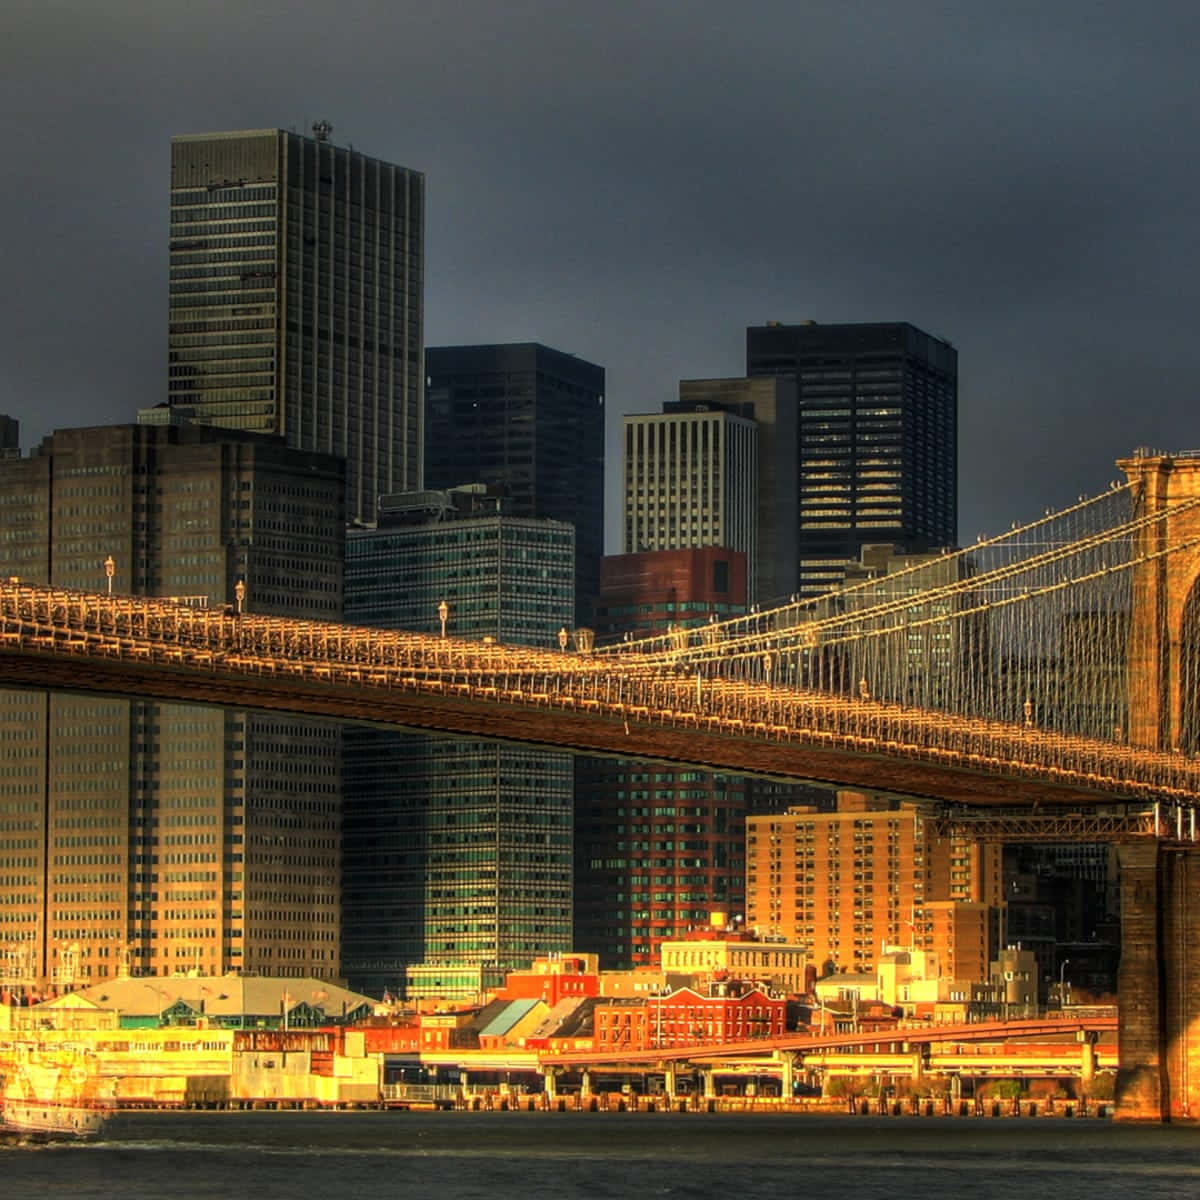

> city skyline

[{"left": 7, "top": 3, "right": 1199, "bottom": 553}]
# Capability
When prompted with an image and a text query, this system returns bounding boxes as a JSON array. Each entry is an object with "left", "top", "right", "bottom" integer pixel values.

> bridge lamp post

[
  {"left": 438, "top": 599, "right": 449, "bottom": 638},
  {"left": 104, "top": 555, "right": 115, "bottom": 596},
  {"left": 762, "top": 652, "right": 773, "bottom": 685},
  {"left": 558, "top": 626, "right": 569, "bottom": 653},
  {"left": 1059, "top": 959, "right": 1070, "bottom": 1007},
  {"left": 1023, "top": 697, "right": 1033, "bottom": 728},
  {"left": 235, "top": 578, "right": 246, "bottom": 616}
]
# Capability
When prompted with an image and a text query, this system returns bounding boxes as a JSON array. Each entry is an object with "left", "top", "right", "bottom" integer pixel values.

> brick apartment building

[{"left": 746, "top": 790, "right": 1000, "bottom": 979}]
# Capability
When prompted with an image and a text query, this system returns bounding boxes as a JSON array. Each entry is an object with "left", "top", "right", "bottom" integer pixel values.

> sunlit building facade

[
  {"left": 622, "top": 409, "right": 758, "bottom": 602},
  {"left": 671, "top": 376, "right": 799, "bottom": 607},
  {"left": 0, "top": 424, "right": 345, "bottom": 990},
  {"left": 745, "top": 791, "right": 999, "bottom": 981}
]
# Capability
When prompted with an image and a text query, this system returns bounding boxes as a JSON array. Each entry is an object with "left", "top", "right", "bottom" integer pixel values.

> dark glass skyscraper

[
  {"left": 746, "top": 321, "right": 957, "bottom": 598},
  {"left": 166, "top": 128, "right": 424, "bottom": 524},
  {"left": 424, "top": 343, "right": 604, "bottom": 625}
]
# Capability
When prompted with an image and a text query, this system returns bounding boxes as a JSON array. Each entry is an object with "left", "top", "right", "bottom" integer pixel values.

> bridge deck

[{"left": 0, "top": 583, "right": 1197, "bottom": 807}]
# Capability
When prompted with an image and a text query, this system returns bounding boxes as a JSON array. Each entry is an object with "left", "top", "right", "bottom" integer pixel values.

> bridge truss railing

[
  {"left": 2, "top": 581, "right": 1200, "bottom": 805},
  {"left": 602, "top": 483, "right": 1200, "bottom": 746}
]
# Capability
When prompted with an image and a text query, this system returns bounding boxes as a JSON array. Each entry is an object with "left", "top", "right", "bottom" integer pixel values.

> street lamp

[
  {"left": 438, "top": 599, "right": 449, "bottom": 638},
  {"left": 104, "top": 555, "right": 115, "bottom": 596},
  {"left": 1059, "top": 959, "right": 1071, "bottom": 1006},
  {"left": 1023, "top": 697, "right": 1034, "bottom": 728},
  {"left": 234, "top": 578, "right": 246, "bottom": 615},
  {"left": 558, "top": 626, "right": 569, "bottom": 652}
]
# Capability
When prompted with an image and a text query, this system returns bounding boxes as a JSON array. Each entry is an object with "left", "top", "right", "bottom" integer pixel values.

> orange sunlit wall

[{"left": 745, "top": 791, "right": 998, "bottom": 979}]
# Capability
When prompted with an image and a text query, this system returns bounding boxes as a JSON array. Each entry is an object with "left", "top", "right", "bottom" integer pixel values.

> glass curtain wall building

[
  {"left": 424, "top": 344, "right": 604, "bottom": 626},
  {"left": 745, "top": 321, "right": 957, "bottom": 599},
  {"left": 165, "top": 128, "right": 424, "bottom": 525},
  {"left": 0, "top": 424, "right": 345, "bottom": 989},
  {"left": 343, "top": 489, "right": 575, "bottom": 999},
  {"left": 576, "top": 549, "right": 750, "bottom": 968}
]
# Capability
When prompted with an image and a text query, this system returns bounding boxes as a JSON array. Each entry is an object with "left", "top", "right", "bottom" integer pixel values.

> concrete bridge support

[
  {"left": 774, "top": 1050, "right": 794, "bottom": 1098},
  {"left": 1116, "top": 843, "right": 1200, "bottom": 1121},
  {"left": 1079, "top": 1031, "right": 1097, "bottom": 1090}
]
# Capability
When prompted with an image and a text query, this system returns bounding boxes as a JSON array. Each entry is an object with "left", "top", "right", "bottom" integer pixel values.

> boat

[{"left": 0, "top": 1043, "right": 111, "bottom": 1141}]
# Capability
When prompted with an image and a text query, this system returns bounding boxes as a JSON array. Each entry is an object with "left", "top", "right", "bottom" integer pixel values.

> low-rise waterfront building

[
  {"left": 497, "top": 954, "right": 600, "bottom": 1006},
  {"left": 659, "top": 924, "right": 810, "bottom": 996},
  {"left": 647, "top": 981, "right": 787, "bottom": 1049}
]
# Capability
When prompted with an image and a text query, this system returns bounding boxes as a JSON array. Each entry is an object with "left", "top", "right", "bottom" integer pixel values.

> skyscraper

[
  {"left": 621, "top": 409, "right": 758, "bottom": 601},
  {"left": 746, "top": 320, "right": 957, "bottom": 599},
  {"left": 0, "top": 424, "right": 345, "bottom": 986},
  {"left": 424, "top": 343, "right": 604, "bottom": 625},
  {"left": 343, "top": 488, "right": 576, "bottom": 999},
  {"left": 575, "top": 547, "right": 750, "bottom": 969},
  {"left": 572, "top": 400, "right": 819, "bottom": 968},
  {"left": 165, "top": 127, "right": 424, "bottom": 524},
  {"left": 670, "top": 376, "right": 798, "bottom": 607}
]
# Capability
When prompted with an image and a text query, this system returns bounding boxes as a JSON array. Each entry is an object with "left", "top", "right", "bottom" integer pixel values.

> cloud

[{"left": 4, "top": 0, "right": 1199, "bottom": 548}]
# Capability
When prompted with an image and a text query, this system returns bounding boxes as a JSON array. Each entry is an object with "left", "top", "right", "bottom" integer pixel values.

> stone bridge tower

[
  {"left": 1115, "top": 449, "right": 1200, "bottom": 1122},
  {"left": 1120, "top": 449, "right": 1200, "bottom": 753}
]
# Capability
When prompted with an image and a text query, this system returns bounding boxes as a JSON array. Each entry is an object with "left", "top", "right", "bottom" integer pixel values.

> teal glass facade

[{"left": 342, "top": 503, "right": 574, "bottom": 998}]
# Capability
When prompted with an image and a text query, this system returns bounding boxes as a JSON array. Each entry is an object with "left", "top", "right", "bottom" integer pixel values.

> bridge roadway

[
  {"left": 1, "top": 582, "right": 1198, "bottom": 810},
  {"left": 538, "top": 1016, "right": 1119, "bottom": 1069},
  {"left": 404, "top": 1017, "right": 1119, "bottom": 1089}
]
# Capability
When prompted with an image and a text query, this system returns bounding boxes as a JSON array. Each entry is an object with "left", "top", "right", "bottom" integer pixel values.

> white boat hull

[
  {"left": 2, "top": 1096, "right": 108, "bottom": 1140},
  {"left": 3, "top": 1096, "right": 108, "bottom": 1140}
]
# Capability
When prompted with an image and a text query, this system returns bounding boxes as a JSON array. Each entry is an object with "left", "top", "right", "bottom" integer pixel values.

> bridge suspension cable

[
  {"left": 602, "top": 483, "right": 1200, "bottom": 745},
  {"left": 0, "top": 472, "right": 1199, "bottom": 806}
]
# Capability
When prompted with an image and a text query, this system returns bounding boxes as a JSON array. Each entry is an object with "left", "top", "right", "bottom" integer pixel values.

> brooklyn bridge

[{"left": 1, "top": 449, "right": 1200, "bottom": 1120}]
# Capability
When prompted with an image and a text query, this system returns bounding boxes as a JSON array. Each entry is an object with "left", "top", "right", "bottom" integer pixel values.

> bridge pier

[
  {"left": 773, "top": 1050, "right": 793, "bottom": 1098},
  {"left": 1116, "top": 843, "right": 1200, "bottom": 1121},
  {"left": 1080, "top": 1033, "right": 1097, "bottom": 1090}
]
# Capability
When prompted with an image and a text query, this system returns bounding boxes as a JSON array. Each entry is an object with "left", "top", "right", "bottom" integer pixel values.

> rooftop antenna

[{"left": 312, "top": 120, "right": 333, "bottom": 143}]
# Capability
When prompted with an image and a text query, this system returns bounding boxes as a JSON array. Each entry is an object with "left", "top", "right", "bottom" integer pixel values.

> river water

[{"left": 3, "top": 1111, "right": 1198, "bottom": 1198}]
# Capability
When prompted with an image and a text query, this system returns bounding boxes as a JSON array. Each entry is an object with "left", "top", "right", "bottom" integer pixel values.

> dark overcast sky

[{"left": 5, "top": 0, "right": 1198, "bottom": 552}]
